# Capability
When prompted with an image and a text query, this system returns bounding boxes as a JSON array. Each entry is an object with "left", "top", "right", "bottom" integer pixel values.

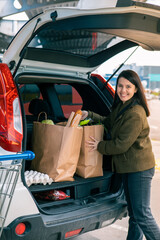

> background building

[{"left": 106, "top": 63, "right": 160, "bottom": 90}]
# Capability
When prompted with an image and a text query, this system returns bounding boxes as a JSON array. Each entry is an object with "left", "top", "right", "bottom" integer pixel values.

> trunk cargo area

[{"left": 18, "top": 73, "right": 122, "bottom": 214}]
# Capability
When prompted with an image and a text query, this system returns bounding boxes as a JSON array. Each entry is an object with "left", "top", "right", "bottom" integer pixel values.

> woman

[{"left": 81, "top": 70, "right": 160, "bottom": 240}]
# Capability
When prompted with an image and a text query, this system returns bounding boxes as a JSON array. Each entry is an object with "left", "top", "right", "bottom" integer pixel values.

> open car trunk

[{"left": 17, "top": 72, "right": 122, "bottom": 215}]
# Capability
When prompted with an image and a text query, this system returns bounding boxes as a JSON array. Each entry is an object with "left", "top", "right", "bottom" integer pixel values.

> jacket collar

[{"left": 115, "top": 98, "right": 138, "bottom": 121}]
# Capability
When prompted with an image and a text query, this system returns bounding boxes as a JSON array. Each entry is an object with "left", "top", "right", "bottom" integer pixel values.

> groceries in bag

[
  {"left": 66, "top": 110, "right": 82, "bottom": 127},
  {"left": 31, "top": 110, "right": 83, "bottom": 182}
]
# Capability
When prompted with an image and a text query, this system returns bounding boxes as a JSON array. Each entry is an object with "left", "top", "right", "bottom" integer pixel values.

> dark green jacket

[{"left": 88, "top": 100, "right": 155, "bottom": 173}]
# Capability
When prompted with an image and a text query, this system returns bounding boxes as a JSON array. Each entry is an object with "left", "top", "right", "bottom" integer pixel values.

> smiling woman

[
  {"left": 81, "top": 69, "right": 160, "bottom": 240},
  {"left": 117, "top": 77, "right": 137, "bottom": 103}
]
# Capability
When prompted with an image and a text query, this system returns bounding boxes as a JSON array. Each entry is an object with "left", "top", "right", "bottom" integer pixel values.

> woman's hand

[
  {"left": 81, "top": 110, "right": 88, "bottom": 120},
  {"left": 86, "top": 136, "right": 100, "bottom": 151}
]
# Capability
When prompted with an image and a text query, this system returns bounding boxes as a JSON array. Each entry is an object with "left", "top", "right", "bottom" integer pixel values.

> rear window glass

[
  {"left": 55, "top": 84, "right": 82, "bottom": 118},
  {"left": 19, "top": 84, "right": 42, "bottom": 115},
  {"left": 29, "top": 28, "right": 123, "bottom": 57}
]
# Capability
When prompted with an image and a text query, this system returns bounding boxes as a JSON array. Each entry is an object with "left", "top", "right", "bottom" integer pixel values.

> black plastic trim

[
  {"left": 1, "top": 199, "right": 127, "bottom": 240},
  {"left": 24, "top": 40, "right": 137, "bottom": 68}
]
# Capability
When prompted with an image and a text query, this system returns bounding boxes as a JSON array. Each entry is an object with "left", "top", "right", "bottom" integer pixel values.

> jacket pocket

[{"left": 125, "top": 146, "right": 136, "bottom": 161}]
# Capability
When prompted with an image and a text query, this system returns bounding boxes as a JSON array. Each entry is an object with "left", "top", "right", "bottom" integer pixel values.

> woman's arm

[
  {"left": 97, "top": 110, "right": 144, "bottom": 155},
  {"left": 81, "top": 110, "right": 109, "bottom": 124}
]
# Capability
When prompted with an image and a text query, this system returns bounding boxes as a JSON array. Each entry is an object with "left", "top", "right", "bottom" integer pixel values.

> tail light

[
  {"left": 65, "top": 228, "right": 82, "bottom": 238},
  {"left": 15, "top": 223, "right": 26, "bottom": 235},
  {"left": 0, "top": 63, "right": 23, "bottom": 152}
]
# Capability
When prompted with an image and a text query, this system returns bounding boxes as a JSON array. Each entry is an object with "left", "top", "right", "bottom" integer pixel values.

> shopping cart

[{"left": 0, "top": 151, "right": 35, "bottom": 237}]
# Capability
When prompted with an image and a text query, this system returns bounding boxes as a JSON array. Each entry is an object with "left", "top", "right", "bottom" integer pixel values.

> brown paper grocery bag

[
  {"left": 76, "top": 125, "right": 104, "bottom": 178},
  {"left": 31, "top": 122, "right": 83, "bottom": 182}
]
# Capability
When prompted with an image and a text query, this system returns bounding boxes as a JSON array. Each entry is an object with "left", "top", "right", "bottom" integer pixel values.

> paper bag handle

[{"left": 37, "top": 111, "right": 47, "bottom": 122}]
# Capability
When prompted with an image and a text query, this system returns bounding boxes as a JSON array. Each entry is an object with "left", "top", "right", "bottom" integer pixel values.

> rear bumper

[{"left": 1, "top": 199, "right": 127, "bottom": 240}]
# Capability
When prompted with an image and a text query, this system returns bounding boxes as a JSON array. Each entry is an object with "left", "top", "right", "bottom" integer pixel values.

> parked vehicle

[{"left": 1, "top": 2, "right": 160, "bottom": 239}]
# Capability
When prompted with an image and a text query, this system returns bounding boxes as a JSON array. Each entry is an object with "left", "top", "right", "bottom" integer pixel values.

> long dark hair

[{"left": 112, "top": 70, "right": 150, "bottom": 116}]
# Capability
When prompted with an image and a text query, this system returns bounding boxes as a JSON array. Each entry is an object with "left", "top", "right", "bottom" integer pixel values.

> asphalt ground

[
  {"left": 148, "top": 99, "right": 160, "bottom": 171},
  {"left": 152, "top": 140, "right": 160, "bottom": 172}
]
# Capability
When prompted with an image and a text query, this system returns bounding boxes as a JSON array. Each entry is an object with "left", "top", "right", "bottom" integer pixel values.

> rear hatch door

[{"left": 2, "top": 1, "right": 160, "bottom": 77}]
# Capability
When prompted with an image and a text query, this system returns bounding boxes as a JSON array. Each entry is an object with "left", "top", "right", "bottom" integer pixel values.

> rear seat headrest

[{"left": 28, "top": 99, "right": 50, "bottom": 116}]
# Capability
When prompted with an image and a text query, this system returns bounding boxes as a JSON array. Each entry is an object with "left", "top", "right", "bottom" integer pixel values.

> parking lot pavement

[
  {"left": 148, "top": 100, "right": 160, "bottom": 171},
  {"left": 152, "top": 140, "right": 160, "bottom": 172}
]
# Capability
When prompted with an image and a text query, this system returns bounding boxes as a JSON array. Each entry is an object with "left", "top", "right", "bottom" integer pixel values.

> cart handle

[{"left": 0, "top": 151, "right": 35, "bottom": 162}]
